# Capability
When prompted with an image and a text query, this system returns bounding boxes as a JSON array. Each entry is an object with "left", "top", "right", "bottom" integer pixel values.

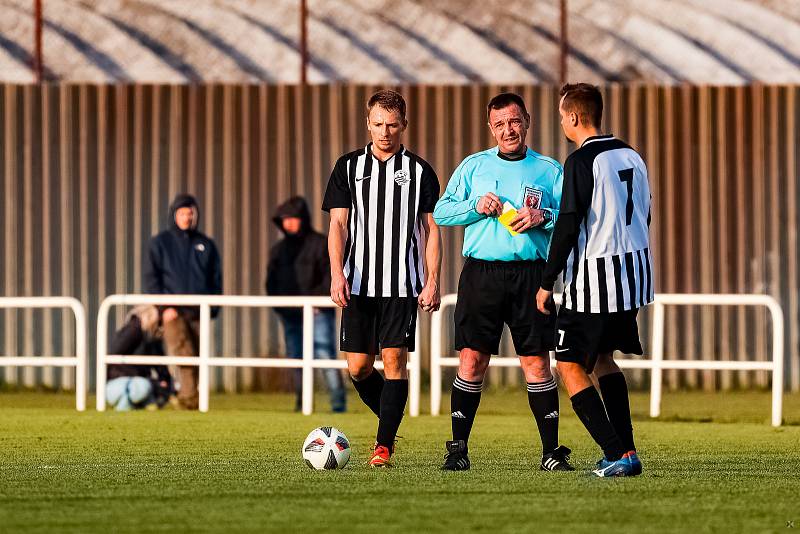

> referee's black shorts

[
  {"left": 340, "top": 295, "right": 418, "bottom": 355},
  {"left": 554, "top": 307, "right": 643, "bottom": 373},
  {"left": 454, "top": 258, "right": 555, "bottom": 356}
]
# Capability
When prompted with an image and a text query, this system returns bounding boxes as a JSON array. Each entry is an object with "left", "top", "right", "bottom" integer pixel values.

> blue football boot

[{"left": 593, "top": 451, "right": 642, "bottom": 477}]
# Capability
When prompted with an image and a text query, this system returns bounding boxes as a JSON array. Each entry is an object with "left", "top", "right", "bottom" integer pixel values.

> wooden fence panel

[{"left": 0, "top": 83, "right": 796, "bottom": 392}]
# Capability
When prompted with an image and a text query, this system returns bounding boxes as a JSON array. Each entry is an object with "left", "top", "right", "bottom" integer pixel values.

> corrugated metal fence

[{"left": 0, "top": 83, "right": 797, "bottom": 392}]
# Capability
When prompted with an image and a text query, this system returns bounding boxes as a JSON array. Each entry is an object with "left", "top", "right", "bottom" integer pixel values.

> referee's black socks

[
  {"left": 527, "top": 378, "right": 559, "bottom": 455},
  {"left": 570, "top": 386, "right": 627, "bottom": 461},
  {"left": 376, "top": 379, "right": 408, "bottom": 448},
  {"left": 351, "top": 369, "right": 384, "bottom": 417},
  {"left": 599, "top": 372, "right": 636, "bottom": 452},
  {"left": 450, "top": 375, "right": 483, "bottom": 450}
]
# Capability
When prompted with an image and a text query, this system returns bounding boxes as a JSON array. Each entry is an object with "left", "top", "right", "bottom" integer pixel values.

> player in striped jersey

[
  {"left": 323, "top": 90, "right": 442, "bottom": 467},
  {"left": 537, "top": 83, "right": 652, "bottom": 477}
]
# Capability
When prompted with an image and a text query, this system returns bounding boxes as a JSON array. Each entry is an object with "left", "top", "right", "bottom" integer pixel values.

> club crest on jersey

[
  {"left": 524, "top": 187, "right": 543, "bottom": 209},
  {"left": 394, "top": 170, "right": 410, "bottom": 185}
]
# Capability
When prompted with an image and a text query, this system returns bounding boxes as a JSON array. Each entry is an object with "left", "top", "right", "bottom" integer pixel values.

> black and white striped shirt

[
  {"left": 322, "top": 143, "right": 439, "bottom": 298},
  {"left": 542, "top": 135, "right": 654, "bottom": 313}
]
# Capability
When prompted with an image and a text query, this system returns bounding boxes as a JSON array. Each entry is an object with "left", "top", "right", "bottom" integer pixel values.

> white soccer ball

[{"left": 301, "top": 427, "right": 351, "bottom": 470}]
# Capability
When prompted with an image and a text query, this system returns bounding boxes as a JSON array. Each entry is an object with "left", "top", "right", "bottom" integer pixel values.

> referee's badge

[
  {"left": 394, "top": 169, "right": 410, "bottom": 185},
  {"left": 524, "top": 186, "right": 543, "bottom": 209}
]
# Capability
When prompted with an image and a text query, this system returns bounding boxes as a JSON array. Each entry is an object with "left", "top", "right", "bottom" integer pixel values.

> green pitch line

[{"left": 0, "top": 391, "right": 797, "bottom": 533}]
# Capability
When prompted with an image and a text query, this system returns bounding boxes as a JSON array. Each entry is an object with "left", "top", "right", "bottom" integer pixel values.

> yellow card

[{"left": 498, "top": 201, "right": 519, "bottom": 236}]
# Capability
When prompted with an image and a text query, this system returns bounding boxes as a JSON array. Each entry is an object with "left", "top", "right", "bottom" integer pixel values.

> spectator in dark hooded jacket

[
  {"left": 144, "top": 193, "right": 222, "bottom": 410},
  {"left": 266, "top": 196, "right": 346, "bottom": 412}
]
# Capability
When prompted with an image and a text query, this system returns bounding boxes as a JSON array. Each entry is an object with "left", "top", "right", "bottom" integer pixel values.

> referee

[
  {"left": 434, "top": 93, "right": 573, "bottom": 472},
  {"left": 323, "top": 89, "right": 442, "bottom": 468},
  {"left": 537, "top": 83, "right": 653, "bottom": 477}
]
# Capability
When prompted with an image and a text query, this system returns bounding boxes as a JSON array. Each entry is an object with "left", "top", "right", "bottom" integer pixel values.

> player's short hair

[
  {"left": 559, "top": 83, "right": 603, "bottom": 128},
  {"left": 486, "top": 92, "right": 529, "bottom": 121},
  {"left": 367, "top": 89, "right": 407, "bottom": 122}
]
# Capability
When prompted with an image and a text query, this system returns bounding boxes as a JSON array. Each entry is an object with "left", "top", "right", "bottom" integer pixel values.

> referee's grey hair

[
  {"left": 367, "top": 89, "right": 407, "bottom": 122},
  {"left": 486, "top": 92, "right": 529, "bottom": 121}
]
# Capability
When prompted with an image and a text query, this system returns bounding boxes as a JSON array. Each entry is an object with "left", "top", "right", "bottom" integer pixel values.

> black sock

[
  {"left": 450, "top": 376, "right": 483, "bottom": 451},
  {"left": 376, "top": 379, "right": 408, "bottom": 447},
  {"left": 350, "top": 369, "right": 384, "bottom": 417},
  {"left": 599, "top": 372, "right": 636, "bottom": 452},
  {"left": 527, "top": 377, "right": 559, "bottom": 455},
  {"left": 293, "top": 369, "right": 302, "bottom": 410},
  {"left": 570, "top": 386, "right": 627, "bottom": 461}
]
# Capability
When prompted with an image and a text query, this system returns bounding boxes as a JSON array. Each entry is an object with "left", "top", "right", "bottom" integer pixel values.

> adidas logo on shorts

[
  {"left": 451, "top": 411, "right": 466, "bottom": 419},
  {"left": 544, "top": 411, "right": 559, "bottom": 419}
]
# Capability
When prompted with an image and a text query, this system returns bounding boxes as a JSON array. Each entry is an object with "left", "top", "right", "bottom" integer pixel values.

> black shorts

[
  {"left": 554, "top": 307, "right": 643, "bottom": 372},
  {"left": 340, "top": 295, "right": 418, "bottom": 354},
  {"left": 454, "top": 258, "right": 555, "bottom": 355}
]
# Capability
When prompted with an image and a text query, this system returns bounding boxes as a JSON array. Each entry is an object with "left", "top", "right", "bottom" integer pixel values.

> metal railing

[
  {"left": 0, "top": 297, "right": 87, "bottom": 411},
  {"left": 430, "top": 293, "right": 785, "bottom": 426},
  {"left": 95, "top": 294, "right": 421, "bottom": 416}
]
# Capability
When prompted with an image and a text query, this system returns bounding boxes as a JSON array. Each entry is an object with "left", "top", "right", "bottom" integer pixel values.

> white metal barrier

[
  {"left": 430, "top": 293, "right": 785, "bottom": 427},
  {"left": 96, "top": 294, "right": 421, "bottom": 416},
  {"left": 0, "top": 297, "right": 87, "bottom": 411}
]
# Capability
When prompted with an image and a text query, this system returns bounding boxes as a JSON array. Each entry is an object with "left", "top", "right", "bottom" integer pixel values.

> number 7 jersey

[{"left": 560, "top": 135, "right": 653, "bottom": 313}]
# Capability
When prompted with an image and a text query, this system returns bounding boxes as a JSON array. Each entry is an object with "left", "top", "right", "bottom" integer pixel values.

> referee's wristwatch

[{"left": 541, "top": 210, "right": 552, "bottom": 224}]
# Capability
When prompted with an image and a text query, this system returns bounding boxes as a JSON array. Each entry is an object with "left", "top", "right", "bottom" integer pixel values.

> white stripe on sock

[
  {"left": 454, "top": 376, "right": 483, "bottom": 393},
  {"left": 526, "top": 378, "right": 557, "bottom": 393}
]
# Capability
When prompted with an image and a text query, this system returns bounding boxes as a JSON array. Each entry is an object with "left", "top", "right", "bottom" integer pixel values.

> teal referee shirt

[{"left": 433, "top": 147, "right": 563, "bottom": 262}]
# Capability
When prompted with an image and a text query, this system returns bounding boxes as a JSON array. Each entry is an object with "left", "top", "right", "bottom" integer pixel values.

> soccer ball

[{"left": 301, "top": 427, "right": 351, "bottom": 470}]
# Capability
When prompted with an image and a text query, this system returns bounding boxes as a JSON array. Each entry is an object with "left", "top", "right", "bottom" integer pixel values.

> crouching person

[
  {"left": 144, "top": 194, "right": 222, "bottom": 410},
  {"left": 106, "top": 306, "right": 173, "bottom": 411}
]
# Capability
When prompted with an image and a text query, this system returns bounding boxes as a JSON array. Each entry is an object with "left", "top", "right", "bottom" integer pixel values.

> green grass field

[{"left": 1, "top": 390, "right": 798, "bottom": 533}]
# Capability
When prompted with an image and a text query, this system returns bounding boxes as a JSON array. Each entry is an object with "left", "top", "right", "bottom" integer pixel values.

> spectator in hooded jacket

[
  {"left": 266, "top": 196, "right": 346, "bottom": 413},
  {"left": 144, "top": 193, "right": 222, "bottom": 410}
]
